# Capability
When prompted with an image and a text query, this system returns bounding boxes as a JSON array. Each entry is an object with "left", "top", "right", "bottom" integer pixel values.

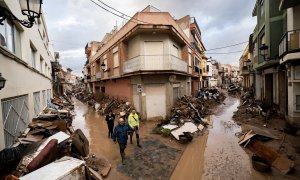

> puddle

[{"left": 202, "top": 97, "right": 251, "bottom": 180}]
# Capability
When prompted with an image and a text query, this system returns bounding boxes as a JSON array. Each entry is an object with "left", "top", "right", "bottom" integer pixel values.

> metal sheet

[{"left": 171, "top": 122, "right": 198, "bottom": 140}]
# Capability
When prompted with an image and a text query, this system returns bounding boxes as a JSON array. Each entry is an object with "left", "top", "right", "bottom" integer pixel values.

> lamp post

[
  {"left": 259, "top": 44, "right": 276, "bottom": 61},
  {"left": 0, "top": 0, "right": 43, "bottom": 28},
  {"left": 101, "top": 62, "right": 106, "bottom": 71},
  {"left": 0, "top": 73, "right": 6, "bottom": 90}
]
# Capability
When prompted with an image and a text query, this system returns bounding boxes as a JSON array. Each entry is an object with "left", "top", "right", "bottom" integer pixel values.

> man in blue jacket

[{"left": 112, "top": 117, "right": 130, "bottom": 165}]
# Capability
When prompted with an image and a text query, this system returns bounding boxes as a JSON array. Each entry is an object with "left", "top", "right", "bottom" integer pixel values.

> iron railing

[
  {"left": 2, "top": 95, "right": 29, "bottom": 147},
  {"left": 123, "top": 55, "right": 187, "bottom": 74},
  {"left": 279, "top": 29, "right": 300, "bottom": 57},
  {"left": 33, "top": 91, "right": 41, "bottom": 116}
]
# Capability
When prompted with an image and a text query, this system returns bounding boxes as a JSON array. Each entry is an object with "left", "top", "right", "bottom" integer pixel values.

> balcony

[
  {"left": 279, "top": 29, "right": 300, "bottom": 62},
  {"left": 123, "top": 55, "right": 187, "bottom": 74}
]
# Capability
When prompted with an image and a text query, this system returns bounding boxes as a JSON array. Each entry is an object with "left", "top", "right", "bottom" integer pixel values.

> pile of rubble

[
  {"left": 237, "top": 125, "right": 295, "bottom": 175},
  {"left": 227, "top": 83, "right": 241, "bottom": 95},
  {"left": 153, "top": 88, "right": 225, "bottom": 144},
  {"left": 234, "top": 88, "right": 278, "bottom": 123},
  {"left": 74, "top": 91, "right": 96, "bottom": 106},
  {"left": 94, "top": 96, "right": 135, "bottom": 117},
  {"left": 0, "top": 96, "right": 110, "bottom": 180}
]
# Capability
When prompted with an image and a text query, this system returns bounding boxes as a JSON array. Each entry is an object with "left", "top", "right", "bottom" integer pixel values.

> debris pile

[
  {"left": 233, "top": 88, "right": 280, "bottom": 124},
  {"left": 74, "top": 89, "right": 96, "bottom": 106},
  {"left": 94, "top": 96, "right": 134, "bottom": 117},
  {"left": 237, "top": 125, "right": 295, "bottom": 175},
  {"left": 153, "top": 88, "right": 225, "bottom": 143},
  {"left": 0, "top": 96, "right": 110, "bottom": 180},
  {"left": 227, "top": 83, "right": 241, "bottom": 95}
]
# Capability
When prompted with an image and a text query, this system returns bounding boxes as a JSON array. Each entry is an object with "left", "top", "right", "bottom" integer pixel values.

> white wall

[{"left": 0, "top": 0, "right": 53, "bottom": 149}]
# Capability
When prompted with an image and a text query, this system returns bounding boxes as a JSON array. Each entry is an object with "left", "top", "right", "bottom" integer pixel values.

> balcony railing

[
  {"left": 279, "top": 29, "right": 300, "bottom": 57},
  {"left": 96, "top": 72, "right": 101, "bottom": 79},
  {"left": 123, "top": 55, "right": 187, "bottom": 74}
]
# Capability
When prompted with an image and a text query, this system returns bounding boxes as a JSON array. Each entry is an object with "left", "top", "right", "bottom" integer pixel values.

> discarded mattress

[
  {"left": 20, "top": 156, "right": 86, "bottom": 180},
  {"left": 171, "top": 122, "right": 198, "bottom": 140}
]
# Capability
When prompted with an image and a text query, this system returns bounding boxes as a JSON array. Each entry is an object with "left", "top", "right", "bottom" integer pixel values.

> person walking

[
  {"left": 105, "top": 111, "right": 115, "bottom": 138},
  {"left": 112, "top": 118, "right": 130, "bottom": 165},
  {"left": 128, "top": 109, "right": 142, "bottom": 148}
]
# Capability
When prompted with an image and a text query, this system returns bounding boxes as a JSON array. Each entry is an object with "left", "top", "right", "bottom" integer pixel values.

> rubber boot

[
  {"left": 130, "top": 133, "right": 133, "bottom": 144},
  {"left": 121, "top": 152, "right": 125, "bottom": 165},
  {"left": 137, "top": 138, "right": 142, "bottom": 148}
]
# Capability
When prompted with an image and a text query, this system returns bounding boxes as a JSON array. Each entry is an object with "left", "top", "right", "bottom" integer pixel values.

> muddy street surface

[
  {"left": 72, "top": 98, "right": 184, "bottom": 180},
  {"left": 72, "top": 96, "right": 264, "bottom": 180},
  {"left": 72, "top": 98, "right": 129, "bottom": 180},
  {"left": 201, "top": 97, "right": 251, "bottom": 180}
]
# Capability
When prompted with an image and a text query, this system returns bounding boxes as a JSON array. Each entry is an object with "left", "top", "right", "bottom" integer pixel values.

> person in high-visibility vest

[{"left": 128, "top": 109, "right": 142, "bottom": 148}]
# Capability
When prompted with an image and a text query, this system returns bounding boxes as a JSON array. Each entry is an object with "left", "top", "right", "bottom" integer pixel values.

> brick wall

[
  {"left": 107, "top": 49, "right": 113, "bottom": 77},
  {"left": 104, "top": 78, "right": 131, "bottom": 101}
]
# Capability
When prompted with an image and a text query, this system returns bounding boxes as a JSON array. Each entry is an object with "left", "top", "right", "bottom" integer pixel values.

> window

[
  {"left": 0, "top": 19, "right": 20, "bottom": 55},
  {"left": 259, "top": 34, "right": 266, "bottom": 59},
  {"left": 113, "top": 51, "right": 119, "bottom": 68},
  {"left": 40, "top": 56, "right": 44, "bottom": 72},
  {"left": 260, "top": 0, "right": 265, "bottom": 17},
  {"left": 207, "top": 65, "right": 209, "bottom": 72},
  {"left": 296, "top": 95, "right": 300, "bottom": 111},
  {"left": 171, "top": 44, "right": 179, "bottom": 57},
  {"left": 253, "top": 42, "right": 258, "bottom": 57},
  {"left": 30, "top": 45, "right": 36, "bottom": 68},
  {"left": 44, "top": 63, "right": 47, "bottom": 75},
  {"left": 188, "top": 53, "right": 192, "bottom": 66}
]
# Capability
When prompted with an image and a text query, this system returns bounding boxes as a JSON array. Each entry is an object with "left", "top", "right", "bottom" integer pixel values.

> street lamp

[
  {"left": 101, "top": 62, "right": 106, "bottom": 71},
  {"left": 0, "top": 73, "right": 6, "bottom": 90},
  {"left": 0, "top": 0, "right": 43, "bottom": 28},
  {"left": 259, "top": 44, "right": 270, "bottom": 61}
]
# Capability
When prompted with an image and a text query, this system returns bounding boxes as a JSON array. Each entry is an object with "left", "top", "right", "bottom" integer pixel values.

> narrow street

[
  {"left": 72, "top": 96, "right": 265, "bottom": 180},
  {"left": 72, "top": 98, "right": 129, "bottom": 180}
]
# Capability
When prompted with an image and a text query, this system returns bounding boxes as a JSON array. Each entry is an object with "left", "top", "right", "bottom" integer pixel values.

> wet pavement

[
  {"left": 117, "top": 137, "right": 182, "bottom": 179},
  {"left": 72, "top": 98, "right": 183, "bottom": 180},
  {"left": 72, "top": 98, "right": 129, "bottom": 180},
  {"left": 72, "top": 96, "right": 263, "bottom": 180},
  {"left": 202, "top": 96, "right": 251, "bottom": 180},
  {"left": 171, "top": 96, "right": 261, "bottom": 180}
]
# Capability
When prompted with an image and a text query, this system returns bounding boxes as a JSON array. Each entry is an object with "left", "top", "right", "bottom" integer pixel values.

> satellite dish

[{"left": 169, "top": 75, "right": 176, "bottom": 83}]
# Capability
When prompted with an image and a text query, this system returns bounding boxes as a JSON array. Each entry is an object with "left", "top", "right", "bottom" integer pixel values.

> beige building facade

[{"left": 0, "top": 0, "right": 53, "bottom": 149}]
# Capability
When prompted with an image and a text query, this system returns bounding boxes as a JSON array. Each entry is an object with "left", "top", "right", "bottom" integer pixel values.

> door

[
  {"left": 265, "top": 74, "right": 273, "bottom": 107},
  {"left": 145, "top": 84, "right": 166, "bottom": 119},
  {"left": 279, "top": 71, "right": 287, "bottom": 116}
]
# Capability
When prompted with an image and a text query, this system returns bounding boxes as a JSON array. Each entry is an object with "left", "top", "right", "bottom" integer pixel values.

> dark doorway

[{"left": 265, "top": 73, "right": 273, "bottom": 107}]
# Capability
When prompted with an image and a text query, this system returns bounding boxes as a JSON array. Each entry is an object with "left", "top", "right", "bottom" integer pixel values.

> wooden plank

[
  {"left": 100, "top": 163, "right": 111, "bottom": 178},
  {"left": 88, "top": 167, "right": 103, "bottom": 180}
]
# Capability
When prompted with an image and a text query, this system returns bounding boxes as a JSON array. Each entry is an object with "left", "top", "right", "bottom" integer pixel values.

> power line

[
  {"left": 206, "top": 41, "right": 248, "bottom": 51},
  {"left": 89, "top": 0, "right": 247, "bottom": 55},
  {"left": 206, "top": 50, "right": 244, "bottom": 54},
  {"left": 90, "top": 0, "right": 148, "bottom": 24},
  {"left": 90, "top": 0, "right": 135, "bottom": 23},
  {"left": 95, "top": 0, "right": 149, "bottom": 24}
]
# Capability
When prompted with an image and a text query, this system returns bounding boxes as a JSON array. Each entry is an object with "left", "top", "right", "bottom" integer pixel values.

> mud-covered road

[{"left": 72, "top": 96, "right": 265, "bottom": 180}]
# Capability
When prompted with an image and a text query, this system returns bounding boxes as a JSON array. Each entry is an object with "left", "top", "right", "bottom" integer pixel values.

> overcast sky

[{"left": 43, "top": 0, "right": 256, "bottom": 76}]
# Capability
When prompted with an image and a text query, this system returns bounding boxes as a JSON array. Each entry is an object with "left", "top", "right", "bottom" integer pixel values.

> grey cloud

[{"left": 43, "top": 0, "right": 256, "bottom": 74}]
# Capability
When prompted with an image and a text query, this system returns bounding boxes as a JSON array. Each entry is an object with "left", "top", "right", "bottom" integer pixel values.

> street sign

[{"left": 137, "top": 84, "right": 142, "bottom": 92}]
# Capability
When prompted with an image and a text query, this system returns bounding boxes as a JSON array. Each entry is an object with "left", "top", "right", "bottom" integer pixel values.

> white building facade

[{"left": 0, "top": 0, "right": 53, "bottom": 149}]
